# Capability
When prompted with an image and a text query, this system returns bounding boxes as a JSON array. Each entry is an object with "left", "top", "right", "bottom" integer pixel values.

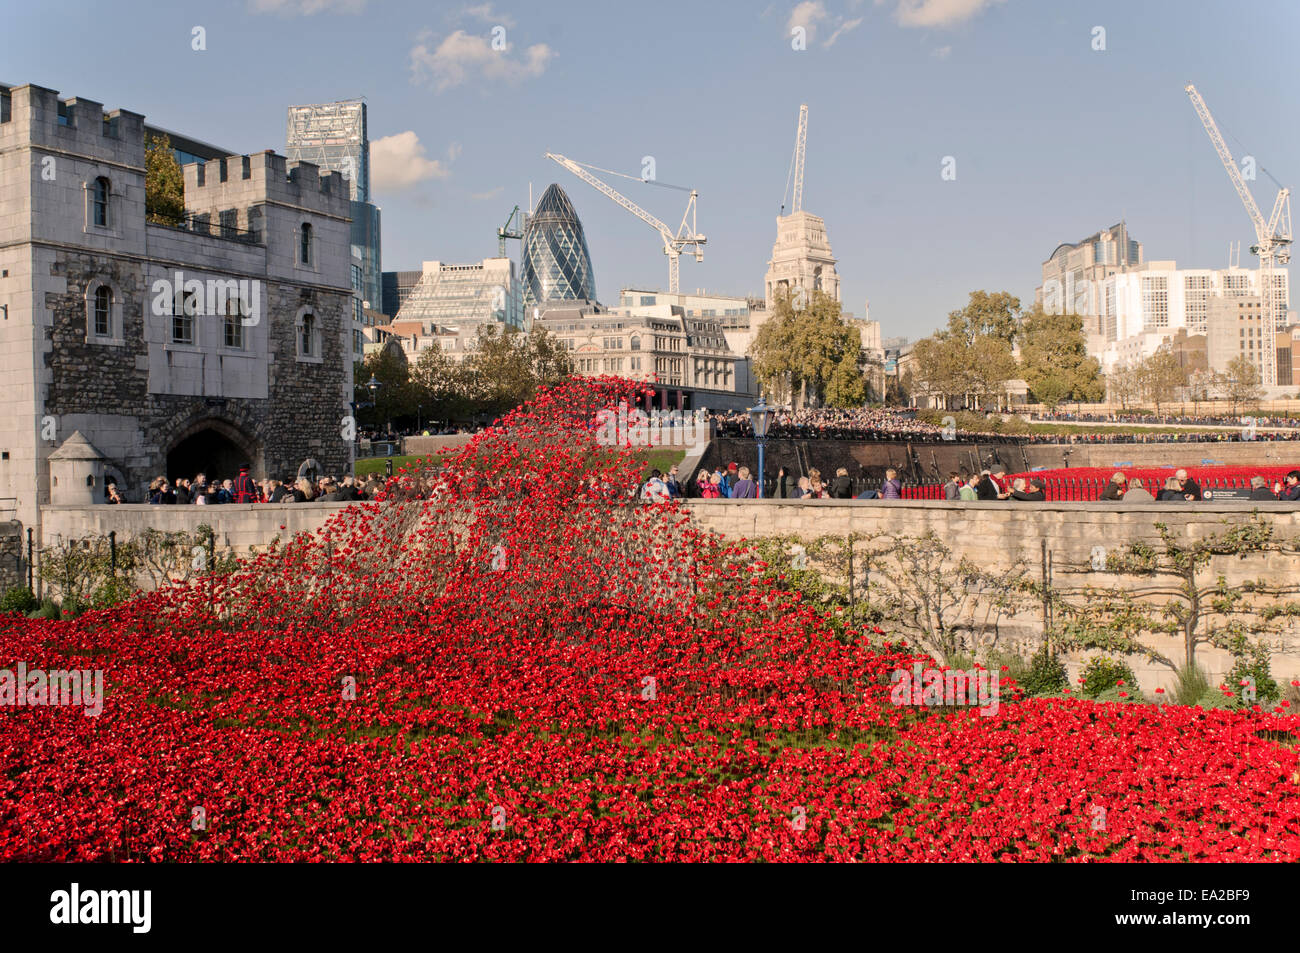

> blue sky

[{"left": 4, "top": 0, "right": 1298, "bottom": 339}]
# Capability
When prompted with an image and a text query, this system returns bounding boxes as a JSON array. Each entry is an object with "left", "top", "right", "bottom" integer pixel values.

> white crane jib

[
  {"left": 1185, "top": 83, "right": 1292, "bottom": 388},
  {"left": 544, "top": 153, "right": 705, "bottom": 294}
]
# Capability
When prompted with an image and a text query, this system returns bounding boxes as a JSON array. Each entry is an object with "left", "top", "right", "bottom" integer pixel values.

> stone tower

[{"left": 763, "top": 211, "right": 840, "bottom": 307}]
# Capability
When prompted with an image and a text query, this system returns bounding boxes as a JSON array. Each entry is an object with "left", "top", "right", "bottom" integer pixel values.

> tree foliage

[
  {"left": 750, "top": 289, "right": 869, "bottom": 408},
  {"left": 1018, "top": 306, "right": 1104, "bottom": 409},
  {"left": 144, "top": 134, "right": 185, "bottom": 226}
]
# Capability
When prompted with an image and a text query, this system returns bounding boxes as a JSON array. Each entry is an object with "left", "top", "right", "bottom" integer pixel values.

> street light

[
  {"left": 748, "top": 397, "right": 772, "bottom": 498},
  {"left": 366, "top": 375, "right": 382, "bottom": 434}
]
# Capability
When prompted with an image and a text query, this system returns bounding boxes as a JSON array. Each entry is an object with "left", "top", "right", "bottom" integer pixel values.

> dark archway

[{"left": 166, "top": 421, "right": 259, "bottom": 483}]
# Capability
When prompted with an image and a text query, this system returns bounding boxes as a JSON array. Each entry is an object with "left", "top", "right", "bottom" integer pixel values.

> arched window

[
  {"left": 300, "top": 223, "right": 313, "bottom": 265},
  {"left": 92, "top": 177, "right": 110, "bottom": 227},
  {"left": 93, "top": 285, "right": 112, "bottom": 337},
  {"left": 297, "top": 311, "right": 319, "bottom": 359}
]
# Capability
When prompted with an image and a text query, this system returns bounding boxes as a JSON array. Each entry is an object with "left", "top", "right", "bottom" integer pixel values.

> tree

[
  {"left": 1137, "top": 345, "right": 1187, "bottom": 414},
  {"left": 750, "top": 289, "right": 869, "bottom": 408},
  {"left": 409, "top": 341, "right": 467, "bottom": 422},
  {"left": 462, "top": 322, "right": 574, "bottom": 419},
  {"left": 1018, "top": 307, "right": 1104, "bottom": 410},
  {"left": 356, "top": 347, "right": 414, "bottom": 429},
  {"left": 1053, "top": 518, "right": 1300, "bottom": 694},
  {"left": 145, "top": 134, "right": 185, "bottom": 226},
  {"left": 965, "top": 334, "right": 1018, "bottom": 411},
  {"left": 1108, "top": 362, "right": 1141, "bottom": 411},
  {"left": 1221, "top": 355, "right": 1264, "bottom": 415},
  {"left": 943, "top": 290, "right": 1021, "bottom": 349}
]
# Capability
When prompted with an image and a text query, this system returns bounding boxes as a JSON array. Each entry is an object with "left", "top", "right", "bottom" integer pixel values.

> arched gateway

[{"left": 165, "top": 418, "right": 262, "bottom": 483}]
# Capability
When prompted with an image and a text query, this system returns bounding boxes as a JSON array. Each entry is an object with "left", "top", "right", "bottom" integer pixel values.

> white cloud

[
  {"left": 247, "top": 0, "right": 366, "bottom": 15},
  {"left": 370, "top": 131, "right": 450, "bottom": 191},
  {"left": 787, "top": 1, "right": 830, "bottom": 42},
  {"left": 823, "top": 15, "right": 863, "bottom": 46},
  {"left": 410, "top": 29, "right": 554, "bottom": 91},
  {"left": 471, "top": 186, "right": 504, "bottom": 201},
  {"left": 461, "top": 3, "right": 515, "bottom": 28},
  {"left": 931, "top": 44, "right": 952, "bottom": 57},
  {"left": 891, "top": 0, "right": 1004, "bottom": 28}
]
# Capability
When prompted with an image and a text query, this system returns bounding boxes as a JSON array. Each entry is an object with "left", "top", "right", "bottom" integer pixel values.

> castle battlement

[
  {"left": 183, "top": 150, "right": 349, "bottom": 220},
  {"left": 0, "top": 84, "right": 145, "bottom": 166}
]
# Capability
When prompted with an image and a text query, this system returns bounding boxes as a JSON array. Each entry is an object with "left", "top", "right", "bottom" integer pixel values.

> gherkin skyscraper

[{"left": 521, "top": 184, "right": 597, "bottom": 306}]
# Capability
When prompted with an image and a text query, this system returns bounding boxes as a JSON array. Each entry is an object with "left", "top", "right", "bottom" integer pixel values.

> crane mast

[
  {"left": 544, "top": 152, "right": 705, "bottom": 294},
  {"left": 1185, "top": 84, "right": 1292, "bottom": 388}
]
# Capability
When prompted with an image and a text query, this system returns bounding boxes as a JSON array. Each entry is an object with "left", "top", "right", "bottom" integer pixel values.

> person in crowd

[
  {"left": 699, "top": 471, "right": 722, "bottom": 499},
  {"left": 106, "top": 482, "right": 124, "bottom": 504},
  {"left": 268, "top": 479, "right": 290, "bottom": 503},
  {"left": 880, "top": 468, "right": 902, "bottom": 499},
  {"left": 340, "top": 475, "right": 363, "bottom": 501},
  {"left": 1156, "top": 477, "right": 1184, "bottom": 501},
  {"left": 732, "top": 466, "right": 757, "bottom": 499},
  {"left": 991, "top": 469, "right": 1010, "bottom": 496},
  {"left": 664, "top": 465, "right": 683, "bottom": 499},
  {"left": 1100, "top": 472, "right": 1127, "bottom": 501},
  {"left": 191, "top": 473, "right": 208, "bottom": 501},
  {"left": 1122, "top": 477, "right": 1154, "bottom": 502},
  {"left": 958, "top": 472, "right": 978, "bottom": 501},
  {"left": 708, "top": 471, "right": 726, "bottom": 498},
  {"left": 695, "top": 469, "right": 713, "bottom": 497},
  {"left": 1278, "top": 471, "right": 1300, "bottom": 501},
  {"left": 775, "top": 466, "right": 796, "bottom": 498},
  {"left": 1174, "top": 469, "right": 1202, "bottom": 501},
  {"left": 1009, "top": 477, "right": 1044, "bottom": 501},
  {"left": 316, "top": 478, "right": 345, "bottom": 502},
  {"left": 943, "top": 471, "right": 961, "bottom": 501},
  {"left": 173, "top": 478, "right": 191, "bottom": 505},
  {"left": 641, "top": 469, "right": 670, "bottom": 503},
  {"left": 723, "top": 463, "right": 740, "bottom": 496},
  {"left": 232, "top": 463, "right": 257, "bottom": 504},
  {"left": 831, "top": 467, "right": 854, "bottom": 499},
  {"left": 974, "top": 470, "right": 998, "bottom": 501},
  {"left": 808, "top": 474, "right": 828, "bottom": 498},
  {"left": 292, "top": 478, "right": 314, "bottom": 503},
  {"left": 1249, "top": 475, "right": 1279, "bottom": 501},
  {"left": 710, "top": 467, "right": 731, "bottom": 498},
  {"left": 147, "top": 478, "right": 170, "bottom": 504},
  {"left": 793, "top": 476, "right": 812, "bottom": 499}
]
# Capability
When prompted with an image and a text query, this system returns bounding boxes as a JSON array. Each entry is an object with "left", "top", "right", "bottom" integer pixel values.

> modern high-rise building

[
  {"left": 285, "top": 100, "right": 382, "bottom": 327},
  {"left": 520, "top": 183, "right": 597, "bottom": 307},
  {"left": 381, "top": 269, "right": 423, "bottom": 318},
  {"left": 383, "top": 258, "right": 524, "bottom": 361},
  {"left": 1036, "top": 222, "right": 1143, "bottom": 352}
]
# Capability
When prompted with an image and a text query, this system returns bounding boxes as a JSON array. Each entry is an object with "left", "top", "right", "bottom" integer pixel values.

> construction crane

[
  {"left": 496, "top": 205, "right": 524, "bottom": 258},
  {"left": 780, "top": 103, "right": 809, "bottom": 216},
  {"left": 1185, "top": 83, "right": 1292, "bottom": 388},
  {"left": 544, "top": 153, "right": 705, "bottom": 294}
]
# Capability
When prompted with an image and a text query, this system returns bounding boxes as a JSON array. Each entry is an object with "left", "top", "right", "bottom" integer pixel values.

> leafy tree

[
  {"left": 356, "top": 347, "right": 414, "bottom": 429},
  {"left": 1137, "top": 345, "right": 1187, "bottom": 414},
  {"left": 965, "top": 334, "right": 1018, "bottom": 410},
  {"left": 1221, "top": 354, "right": 1264, "bottom": 415},
  {"left": 750, "top": 289, "right": 868, "bottom": 408},
  {"left": 408, "top": 341, "right": 467, "bottom": 422},
  {"left": 145, "top": 134, "right": 185, "bottom": 226},
  {"left": 462, "top": 322, "right": 574, "bottom": 419},
  {"left": 1018, "top": 307, "right": 1104, "bottom": 410},
  {"left": 943, "top": 290, "right": 1021, "bottom": 349}
]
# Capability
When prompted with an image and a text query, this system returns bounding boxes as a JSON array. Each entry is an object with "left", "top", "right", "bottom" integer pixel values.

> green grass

[
  {"left": 354, "top": 454, "right": 435, "bottom": 477},
  {"left": 636, "top": 448, "right": 687, "bottom": 474}
]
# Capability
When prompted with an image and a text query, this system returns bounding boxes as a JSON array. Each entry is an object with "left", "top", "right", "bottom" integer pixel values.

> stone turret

[{"left": 48, "top": 431, "right": 109, "bottom": 504}]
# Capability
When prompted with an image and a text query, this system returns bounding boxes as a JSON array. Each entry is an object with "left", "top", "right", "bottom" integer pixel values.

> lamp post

[
  {"left": 366, "top": 374, "right": 381, "bottom": 434},
  {"left": 748, "top": 397, "right": 772, "bottom": 498},
  {"left": 417, "top": 403, "right": 423, "bottom": 434}
]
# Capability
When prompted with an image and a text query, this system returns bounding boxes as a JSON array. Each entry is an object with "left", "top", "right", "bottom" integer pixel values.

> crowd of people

[
  {"left": 1035, "top": 411, "right": 1300, "bottom": 429},
  {"left": 133, "top": 464, "right": 386, "bottom": 505},
  {"left": 1095, "top": 469, "right": 1300, "bottom": 503},
  {"left": 707, "top": 407, "right": 1300, "bottom": 445}
]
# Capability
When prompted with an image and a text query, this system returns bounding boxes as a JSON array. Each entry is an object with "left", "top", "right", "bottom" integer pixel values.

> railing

[{"left": 153, "top": 212, "right": 261, "bottom": 244}]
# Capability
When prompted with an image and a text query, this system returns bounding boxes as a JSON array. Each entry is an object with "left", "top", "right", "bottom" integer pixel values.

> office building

[{"left": 520, "top": 183, "right": 596, "bottom": 306}]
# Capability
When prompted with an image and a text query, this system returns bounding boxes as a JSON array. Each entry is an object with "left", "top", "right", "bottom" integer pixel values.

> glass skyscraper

[
  {"left": 521, "top": 184, "right": 597, "bottom": 307},
  {"left": 285, "top": 100, "right": 382, "bottom": 309}
]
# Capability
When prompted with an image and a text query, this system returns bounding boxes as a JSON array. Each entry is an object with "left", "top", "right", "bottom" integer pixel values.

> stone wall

[
  {"left": 0, "top": 521, "right": 25, "bottom": 594},
  {"left": 684, "top": 499, "right": 1300, "bottom": 693}
]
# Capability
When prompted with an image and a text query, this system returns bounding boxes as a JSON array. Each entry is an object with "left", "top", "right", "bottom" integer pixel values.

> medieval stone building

[{"left": 0, "top": 83, "right": 354, "bottom": 532}]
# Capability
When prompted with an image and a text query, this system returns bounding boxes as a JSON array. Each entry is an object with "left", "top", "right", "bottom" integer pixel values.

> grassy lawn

[{"left": 355, "top": 454, "right": 435, "bottom": 477}]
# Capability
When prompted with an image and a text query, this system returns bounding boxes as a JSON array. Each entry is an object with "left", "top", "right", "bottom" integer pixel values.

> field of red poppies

[{"left": 2, "top": 377, "right": 1299, "bottom": 862}]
